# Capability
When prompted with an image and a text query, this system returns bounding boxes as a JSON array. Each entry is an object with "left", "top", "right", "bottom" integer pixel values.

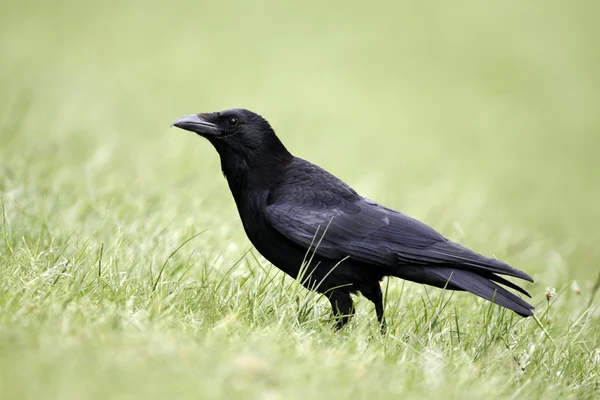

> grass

[{"left": 1, "top": 0, "right": 599, "bottom": 399}]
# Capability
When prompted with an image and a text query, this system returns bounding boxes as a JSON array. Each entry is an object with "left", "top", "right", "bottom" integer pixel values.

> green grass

[{"left": 1, "top": 0, "right": 599, "bottom": 399}]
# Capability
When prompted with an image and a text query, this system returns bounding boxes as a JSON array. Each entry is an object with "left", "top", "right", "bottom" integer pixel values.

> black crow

[{"left": 172, "top": 108, "right": 534, "bottom": 330}]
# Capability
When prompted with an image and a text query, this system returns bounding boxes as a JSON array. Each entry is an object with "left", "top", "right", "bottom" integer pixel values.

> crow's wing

[{"left": 265, "top": 191, "right": 533, "bottom": 282}]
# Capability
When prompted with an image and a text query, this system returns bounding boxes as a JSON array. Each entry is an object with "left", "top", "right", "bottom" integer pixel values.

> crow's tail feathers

[{"left": 396, "top": 267, "right": 534, "bottom": 317}]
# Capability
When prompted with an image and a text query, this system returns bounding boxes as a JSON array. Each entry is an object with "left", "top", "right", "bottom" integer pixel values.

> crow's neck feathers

[{"left": 216, "top": 129, "right": 293, "bottom": 201}]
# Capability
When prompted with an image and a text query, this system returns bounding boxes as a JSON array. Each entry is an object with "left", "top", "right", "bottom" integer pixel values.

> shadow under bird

[{"left": 171, "top": 109, "right": 534, "bottom": 330}]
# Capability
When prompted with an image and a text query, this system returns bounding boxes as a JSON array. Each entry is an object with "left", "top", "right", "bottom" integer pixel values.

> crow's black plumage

[{"left": 172, "top": 108, "right": 534, "bottom": 329}]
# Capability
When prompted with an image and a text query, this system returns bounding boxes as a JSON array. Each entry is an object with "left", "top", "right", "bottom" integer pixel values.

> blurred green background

[{"left": 1, "top": 1, "right": 599, "bottom": 399}]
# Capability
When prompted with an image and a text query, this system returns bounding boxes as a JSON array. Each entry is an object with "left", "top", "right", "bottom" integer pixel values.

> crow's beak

[{"left": 171, "top": 114, "right": 219, "bottom": 136}]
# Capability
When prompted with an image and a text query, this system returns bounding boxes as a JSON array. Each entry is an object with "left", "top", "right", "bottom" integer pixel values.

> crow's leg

[
  {"left": 327, "top": 290, "right": 354, "bottom": 330},
  {"left": 361, "top": 283, "right": 387, "bottom": 334}
]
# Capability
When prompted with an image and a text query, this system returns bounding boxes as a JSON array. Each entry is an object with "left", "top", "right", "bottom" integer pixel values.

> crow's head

[
  {"left": 172, "top": 108, "right": 288, "bottom": 156},
  {"left": 172, "top": 109, "right": 292, "bottom": 180}
]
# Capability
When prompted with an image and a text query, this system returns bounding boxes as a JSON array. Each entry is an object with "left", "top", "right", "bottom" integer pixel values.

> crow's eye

[{"left": 228, "top": 117, "right": 238, "bottom": 127}]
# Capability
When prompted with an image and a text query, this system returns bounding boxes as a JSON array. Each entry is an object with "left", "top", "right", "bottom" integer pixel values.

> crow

[{"left": 172, "top": 108, "right": 534, "bottom": 330}]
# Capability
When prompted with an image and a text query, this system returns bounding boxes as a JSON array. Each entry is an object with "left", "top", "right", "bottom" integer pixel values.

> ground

[{"left": 0, "top": 1, "right": 599, "bottom": 399}]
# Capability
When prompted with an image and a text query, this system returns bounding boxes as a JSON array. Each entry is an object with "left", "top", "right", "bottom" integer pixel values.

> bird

[{"left": 171, "top": 108, "right": 534, "bottom": 330}]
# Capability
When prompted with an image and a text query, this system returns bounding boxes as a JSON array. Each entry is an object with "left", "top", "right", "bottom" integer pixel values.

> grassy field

[{"left": 1, "top": 0, "right": 599, "bottom": 399}]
